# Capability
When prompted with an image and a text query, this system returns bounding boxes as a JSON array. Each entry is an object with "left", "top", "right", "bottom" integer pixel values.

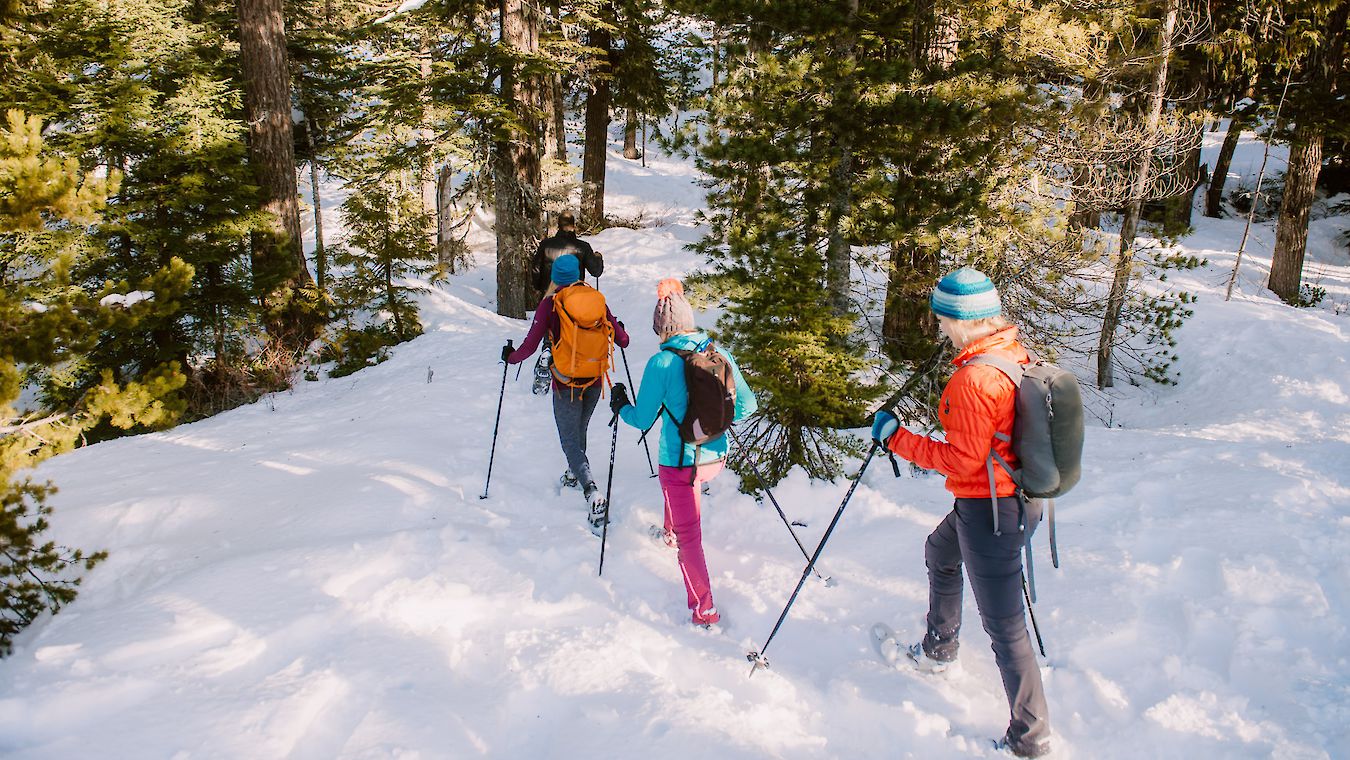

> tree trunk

[
  {"left": 879, "top": 0, "right": 950, "bottom": 349},
  {"left": 1268, "top": 1, "right": 1347, "bottom": 303},
  {"left": 238, "top": 0, "right": 313, "bottom": 341},
  {"left": 419, "top": 32, "right": 439, "bottom": 241},
  {"left": 580, "top": 21, "right": 612, "bottom": 230},
  {"left": 924, "top": 10, "right": 958, "bottom": 70},
  {"left": 623, "top": 106, "right": 639, "bottom": 159},
  {"left": 1097, "top": 0, "right": 1177, "bottom": 389},
  {"left": 882, "top": 241, "right": 940, "bottom": 362},
  {"left": 307, "top": 123, "right": 326, "bottom": 295},
  {"left": 1164, "top": 122, "right": 1204, "bottom": 231},
  {"left": 385, "top": 231, "right": 402, "bottom": 337},
  {"left": 1206, "top": 106, "right": 1249, "bottom": 218},
  {"left": 436, "top": 162, "right": 456, "bottom": 273},
  {"left": 711, "top": 32, "right": 720, "bottom": 89},
  {"left": 824, "top": 0, "right": 859, "bottom": 318},
  {"left": 1069, "top": 78, "right": 1106, "bottom": 232},
  {"left": 493, "top": 0, "right": 543, "bottom": 319},
  {"left": 548, "top": 0, "right": 566, "bottom": 161},
  {"left": 552, "top": 75, "right": 567, "bottom": 161},
  {"left": 1269, "top": 130, "right": 1323, "bottom": 303}
]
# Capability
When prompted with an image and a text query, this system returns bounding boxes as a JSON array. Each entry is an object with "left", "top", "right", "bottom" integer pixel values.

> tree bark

[
  {"left": 1269, "top": 131, "right": 1323, "bottom": 303},
  {"left": 623, "top": 106, "right": 639, "bottom": 159},
  {"left": 436, "top": 162, "right": 456, "bottom": 273},
  {"left": 580, "top": 19, "right": 612, "bottom": 229},
  {"left": 1097, "top": 0, "right": 1177, "bottom": 389},
  {"left": 710, "top": 31, "right": 720, "bottom": 90},
  {"left": 306, "top": 120, "right": 326, "bottom": 295},
  {"left": 238, "top": 0, "right": 313, "bottom": 341},
  {"left": 1206, "top": 100, "right": 1251, "bottom": 218},
  {"left": 493, "top": 0, "right": 543, "bottom": 319},
  {"left": 552, "top": 77, "right": 567, "bottom": 162},
  {"left": 882, "top": 241, "right": 940, "bottom": 362},
  {"left": 1164, "top": 120, "right": 1204, "bottom": 230}
]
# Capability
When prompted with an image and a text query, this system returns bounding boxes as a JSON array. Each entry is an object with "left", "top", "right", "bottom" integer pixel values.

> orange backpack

[{"left": 551, "top": 284, "right": 614, "bottom": 389}]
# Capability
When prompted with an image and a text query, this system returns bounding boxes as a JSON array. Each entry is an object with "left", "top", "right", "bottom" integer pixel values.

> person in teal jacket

[{"left": 609, "top": 278, "right": 757, "bottom": 627}]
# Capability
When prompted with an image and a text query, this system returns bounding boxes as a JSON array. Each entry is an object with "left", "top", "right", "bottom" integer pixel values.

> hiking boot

[
  {"left": 692, "top": 606, "right": 720, "bottom": 627},
  {"left": 559, "top": 470, "right": 580, "bottom": 489},
  {"left": 994, "top": 730, "right": 1051, "bottom": 758},
  {"left": 904, "top": 641, "right": 956, "bottom": 675}
]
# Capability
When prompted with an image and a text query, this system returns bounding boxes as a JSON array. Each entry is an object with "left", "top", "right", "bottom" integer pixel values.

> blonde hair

[{"left": 938, "top": 314, "right": 1010, "bottom": 349}]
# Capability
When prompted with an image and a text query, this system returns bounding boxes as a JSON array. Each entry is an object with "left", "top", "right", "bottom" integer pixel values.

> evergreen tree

[
  {"left": 238, "top": 0, "right": 316, "bottom": 346},
  {"left": 2, "top": 0, "right": 289, "bottom": 419},
  {"left": 677, "top": 1, "right": 1044, "bottom": 479},
  {"left": 1, "top": 110, "right": 197, "bottom": 654},
  {"left": 1269, "top": 0, "right": 1350, "bottom": 304},
  {"left": 325, "top": 143, "right": 434, "bottom": 377}
]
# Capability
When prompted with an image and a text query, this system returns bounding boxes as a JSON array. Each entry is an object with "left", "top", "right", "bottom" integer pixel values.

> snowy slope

[{"left": 1, "top": 135, "right": 1348, "bottom": 760}]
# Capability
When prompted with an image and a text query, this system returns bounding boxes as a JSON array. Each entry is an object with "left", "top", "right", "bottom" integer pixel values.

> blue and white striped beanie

[{"left": 929, "top": 267, "right": 1002, "bottom": 320}]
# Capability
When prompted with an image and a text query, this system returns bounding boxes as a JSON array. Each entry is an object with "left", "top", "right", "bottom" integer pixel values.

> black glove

[
  {"left": 610, "top": 383, "right": 631, "bottom": 415},
  {"left": 501, "top": 342, "right": 513, "bottom": 362}
]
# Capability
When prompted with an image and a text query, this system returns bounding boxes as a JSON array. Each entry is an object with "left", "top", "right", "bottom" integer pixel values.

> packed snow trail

[{"left": 1, "top": 145, "right": 1348, "bottom": 759}]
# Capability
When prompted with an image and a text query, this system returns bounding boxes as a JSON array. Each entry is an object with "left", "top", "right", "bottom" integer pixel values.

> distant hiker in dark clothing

[
  {"left": 870, "top": 267, "right": 1051, "bottom": 759},
  {"left": 505, "top": 254, "right": 629, "bottom": 527},
  {"left": 609, "top": 278, "right": 757, "bottom": 627},
  {"left": 532, "top": 211, "right": 603, "bottom": 300}
]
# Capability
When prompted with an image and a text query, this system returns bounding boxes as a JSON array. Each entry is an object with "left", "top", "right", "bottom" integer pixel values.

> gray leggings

[
  {"left": 552, "top": 383, "right": 602, "bottom": 492},
  {"left": 923, "top": 496, "right": 1049, "bottom": 750}
]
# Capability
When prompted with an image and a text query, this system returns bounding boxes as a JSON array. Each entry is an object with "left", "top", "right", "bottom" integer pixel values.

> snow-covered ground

[{"left": 1, "top": 128, "right": 1348, "bottom": 759}]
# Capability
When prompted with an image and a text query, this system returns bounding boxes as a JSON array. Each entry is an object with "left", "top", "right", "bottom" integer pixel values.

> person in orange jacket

[{"left": 870, "top": 267, "right": 1051, "bottom": 759}]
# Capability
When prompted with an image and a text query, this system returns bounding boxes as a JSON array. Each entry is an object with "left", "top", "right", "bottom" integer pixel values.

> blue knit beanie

[
  {"left": 930, "top": 267, "right": 1002, "bottom": 320},
  {"left": 551, "top": 254, "right": 580, "bottom": 286}
]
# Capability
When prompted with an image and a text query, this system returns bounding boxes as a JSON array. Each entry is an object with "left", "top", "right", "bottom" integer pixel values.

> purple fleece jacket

[{"left": 507, "top": 287, "right": 630, "bottom": 390}]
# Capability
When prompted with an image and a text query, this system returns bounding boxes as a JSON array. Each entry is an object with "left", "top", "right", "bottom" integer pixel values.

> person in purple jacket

[{"left": 502, "top": 255, "right": 630, "bottom": 527}]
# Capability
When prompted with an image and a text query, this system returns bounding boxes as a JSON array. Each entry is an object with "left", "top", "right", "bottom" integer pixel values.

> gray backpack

[{"left": 967, "top": 353, "right": 1084, "bottom": 570}]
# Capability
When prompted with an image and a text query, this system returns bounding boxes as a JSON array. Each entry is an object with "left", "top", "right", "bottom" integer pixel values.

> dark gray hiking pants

[
  {"left": 922, "top": 496, "right": 1049, "bottom": 751},
  {"left": 552, "top": 383, "right": 602, "bottom": 493}
]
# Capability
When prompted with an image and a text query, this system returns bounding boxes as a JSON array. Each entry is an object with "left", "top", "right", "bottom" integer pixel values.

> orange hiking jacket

[{"left": 887, "top": 326, "right": 1029, "bottom": 498}]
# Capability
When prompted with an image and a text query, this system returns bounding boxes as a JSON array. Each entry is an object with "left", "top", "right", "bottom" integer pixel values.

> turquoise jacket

[{"left": 619, "top": 331, "right": 758, "bottom": 467}]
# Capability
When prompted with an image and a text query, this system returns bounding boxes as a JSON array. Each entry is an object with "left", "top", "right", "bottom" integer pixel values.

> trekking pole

[
  {"left": 480, "top": 340, "right": 512, "bottom": 500},
  {"left": 598, "top": 412, "right": 620, "bottom": 575},
  {"left": 727, "top": 429, "right": 831, "bottom": 586},
  {"left": 747, "top": 442, "right": 881, "bottom": 676},
  {"left": 1023, "top": 575, "right": 1047, "bottom": 657},
  {"left": 619, "top": 344, "right": 657, "bottom": 477}
]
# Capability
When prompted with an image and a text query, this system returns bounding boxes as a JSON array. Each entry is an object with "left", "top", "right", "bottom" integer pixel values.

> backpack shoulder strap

[{"left": 966, "top": 354, "right": 1025, "bottom": 385}]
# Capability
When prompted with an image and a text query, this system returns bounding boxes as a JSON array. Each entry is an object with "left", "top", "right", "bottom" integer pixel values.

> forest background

[{"left": 2, "top": 0, "right": 1349, "bottom": 653}]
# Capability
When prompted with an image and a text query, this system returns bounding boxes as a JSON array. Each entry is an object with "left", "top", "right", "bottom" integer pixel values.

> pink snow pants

[{"left": 659, "top": 461, "right": 724, "bottom": 625}]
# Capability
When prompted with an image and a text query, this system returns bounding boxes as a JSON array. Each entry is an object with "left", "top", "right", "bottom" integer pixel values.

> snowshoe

[
  {"left": 904, "top": 640, "right": 956, "bottom": 674},
  {"left": 692, "top": 606, "right": 720, "bottom": 628},
  {"left": 870, "top": 623, "right": 954, "bottom": 675},
  {"left": 559, "top": 470, "right": 580, "bottom": 490},
  {"left": 993, "top": 730, "right": 1051, "bottom": 758},
  {"left": 648, "top": 524, "right": 677, "bottom": 549},
  {"left": 587, "top": 490, "right": 607, "bottom": 537},
  {"left": 532, "top": 348, "right": 553, "bottom": 395}
]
